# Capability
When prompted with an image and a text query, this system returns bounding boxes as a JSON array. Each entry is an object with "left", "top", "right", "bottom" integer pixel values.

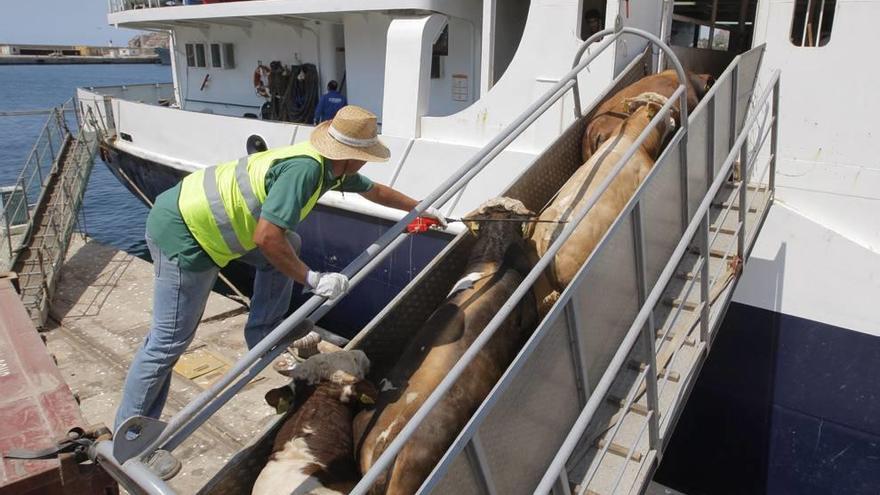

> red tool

[
  {"left": 406, "top": 216, "right": 565, "bottom": 234},
  {"left": 406, "top": 217, "right": 441, "bottom": 233}
]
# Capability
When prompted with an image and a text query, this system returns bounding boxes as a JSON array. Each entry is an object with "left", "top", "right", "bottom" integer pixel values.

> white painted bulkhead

[
  {"left": 166, "top": 6, "right": 483, "bottom": 124},
  {"left": 735, "top": 0, "right": 880, "bottom": 335},
  {"left": 95, "top": 0, "right": 650, "bottom": 222},
  {"left": 171, "top": 20, "right": 343, "bottom": 115}
]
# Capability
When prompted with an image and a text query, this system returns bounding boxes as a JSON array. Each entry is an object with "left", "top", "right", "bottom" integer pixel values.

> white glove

[
  {"left": 422, "top": 207, "right": 448, "bottom": 228},
  {"left": 306, "top": 271, "right": 349, "bottom": 299}
]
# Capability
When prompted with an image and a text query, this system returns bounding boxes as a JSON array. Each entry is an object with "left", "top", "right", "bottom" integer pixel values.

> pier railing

[{"left": 0, "top": 101, "right": 73, "bottom": 273}]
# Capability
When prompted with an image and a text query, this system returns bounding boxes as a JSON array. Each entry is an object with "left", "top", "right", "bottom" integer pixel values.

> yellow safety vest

[{"left": 179, "top": 141, "right": 332, "bottom": 267}]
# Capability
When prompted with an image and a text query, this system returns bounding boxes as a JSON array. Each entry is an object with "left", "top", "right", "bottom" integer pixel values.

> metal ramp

[
  {"left": 90, "top": 26, "right": 779, "bottom": 495},
  {"left": 1, "top": 102, "right": 99, "bottom": 327}
]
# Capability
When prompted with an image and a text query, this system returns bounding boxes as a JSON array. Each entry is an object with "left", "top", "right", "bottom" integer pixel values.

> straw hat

[{"left": 310, "top": 105, "right": 390, "bottom": 162}]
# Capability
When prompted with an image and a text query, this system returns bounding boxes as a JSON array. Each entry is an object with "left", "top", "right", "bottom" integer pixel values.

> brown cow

[
  {"left": 582, "top": 69, "right": 712, "bottom": 161},
  {"left": 252, "top": 350, "right": 378, "bottom": 495},
  {"left": 354, "top": 198, "right": 538, "bottom": 495},
  {"left": 530, "top": 93, "right": 677, "bottom": 313}
]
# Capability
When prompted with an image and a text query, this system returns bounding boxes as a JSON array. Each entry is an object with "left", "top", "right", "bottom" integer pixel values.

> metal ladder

[
  {"left": 92, "top": 24, "right": 777, "bottom": 495},
  {"left": 1, "top": 101, "right": 99, "bottom": 327}
]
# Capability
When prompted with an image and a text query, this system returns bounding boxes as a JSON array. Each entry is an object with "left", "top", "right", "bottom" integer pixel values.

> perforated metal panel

[
  {"left": 471, "top": 316, "right": 581, "bottom": 495},
  {"left": 735, "top": 47, "right": 765, "bottom": 132},
  {"left": 685, "top": 104, "right": 711, "bottom": 211},
  {"left": 428, "top": 448, "right": 486, "bottom": 495},
  {"left": 573, "top": 214, "right": 640, "bottom": 390},
  {"left": 642, "top": 148, "right": 686, "bottom": 290},
  {"left": 712, "top": 77, "right": 733, "bottom": 176}
]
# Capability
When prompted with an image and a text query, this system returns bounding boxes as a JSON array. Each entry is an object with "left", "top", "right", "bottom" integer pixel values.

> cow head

[
  {"left": 463, "top": 197, "right": 534, "bottom": 242},
  {"left": 264, "top": 350, "right": 378, "bottom": 414},
  {"left": 460, "top": 198, "right": 535, "bottom": 273},
  {"left": 688, "top": 72, "right": 715, "bottom": 100},
  {"left": 623, "top": 92, "right": 679, "bottom": 156}
]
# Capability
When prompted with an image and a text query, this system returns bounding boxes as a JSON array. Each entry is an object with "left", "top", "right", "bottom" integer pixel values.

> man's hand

[
  {"left": 306, "top": 271, "right": 349, "bottom": 299},
  {"left": 421, "top": 207, "right": 448, "bottom": 228},
  {"left": 360, "top": 184, "right": 447, "bottom": 229}
]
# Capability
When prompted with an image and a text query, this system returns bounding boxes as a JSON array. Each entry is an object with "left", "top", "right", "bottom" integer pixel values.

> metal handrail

[
  {"left": 96, "top": 25, "right": 691, "bottom": 495},
  {"left": 533, "top": 70, "right": 780, "bottom": 495},
  {"left": 1, "top": 100, "right": 73, "bottom": 271}
]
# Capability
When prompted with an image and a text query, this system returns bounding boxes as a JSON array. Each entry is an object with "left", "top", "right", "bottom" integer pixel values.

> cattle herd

[{"left": 251, "top": 70, "right": 711, "bottom": 495}]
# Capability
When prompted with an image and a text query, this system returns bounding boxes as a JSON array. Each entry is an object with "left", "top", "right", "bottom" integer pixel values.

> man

[
  {"left": 314, "top": 80, "right": 347, "bottom": 124},
  {"left": 582, "top": 9, "right": 604, "bottom": 39},
  {"left": 115, "top": 105, "right": 446, "bottom": 479}
]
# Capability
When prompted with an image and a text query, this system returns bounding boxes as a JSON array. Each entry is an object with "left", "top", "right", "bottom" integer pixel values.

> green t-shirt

[{"left": 146, "top": 156, "right": 374, "bottom": 271}]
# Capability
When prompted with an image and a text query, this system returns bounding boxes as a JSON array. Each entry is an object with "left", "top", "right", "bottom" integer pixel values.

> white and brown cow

[
  {"left": 354, "top": 198, "right": 538, "bottom": 495},
  {"left": 252, "top": 350, "right": 378, "bottom": 495},
  {"left": 530, "top": 92, "right": 678, "bottom": 313}
]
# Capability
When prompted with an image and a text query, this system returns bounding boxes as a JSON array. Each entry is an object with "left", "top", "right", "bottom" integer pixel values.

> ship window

[
  {"left": 185, "top": 44, "right": 195, "bottom": 67},
  {"left": 791, "top": 0, "right": 836, "bottom": 47},
  {"left": 210, "top": 43, "right": 222, "bottom": 68},
  {"left": 195, "top": 44, "right": 207, "bottom": 67},
  {"left": 223, "top": 43, "right": 235, "bottom": 69}
]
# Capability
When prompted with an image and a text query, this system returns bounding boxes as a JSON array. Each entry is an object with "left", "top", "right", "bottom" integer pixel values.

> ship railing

[
  {"left": 108, "top": 0, "right": 253, "bottom": 13},
  {"left": 0, "top": 100, "right": 75, "bottom": 273},
  {"left": 91, "top": 23, "right": 695, "bottom": 495},
  {"left": 80, "top": 82, "right": 174, "bottom": 108},
  {"left": 108, "top": 0, "right": 173, "bottom": 14}
]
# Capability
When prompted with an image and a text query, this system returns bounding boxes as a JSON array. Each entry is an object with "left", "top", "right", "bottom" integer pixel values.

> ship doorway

[
  {"left": 490, "top": 0, "right": 530, "bottom": 84},
  {"left": 580, "top": 0, "right": 607, "bottom": 41},
  {"left": 667, "top": 0, "right": 759, "bottom": 76}
]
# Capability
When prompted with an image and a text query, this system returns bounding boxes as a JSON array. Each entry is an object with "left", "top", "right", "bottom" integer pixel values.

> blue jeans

[{"left": 114, "top": 232, "right": 299, "bottom": 430}]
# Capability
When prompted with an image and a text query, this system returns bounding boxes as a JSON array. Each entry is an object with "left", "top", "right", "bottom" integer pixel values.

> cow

[
  {"left": 252, "top": 350, "right": 378, "bottom": 495},
  {"left": 354, "top": 198, "right": 539, "bottom": 495},
  {"left": 582, "top": 69, "right": 712, "bottom": 161},
  {"left": 530, "top": 93, "right": 678, "bottom": 313}
]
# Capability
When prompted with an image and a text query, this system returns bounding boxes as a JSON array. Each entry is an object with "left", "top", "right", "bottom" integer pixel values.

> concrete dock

[{"left": 44, "top": 235, "right": 289, "bottom": 493}]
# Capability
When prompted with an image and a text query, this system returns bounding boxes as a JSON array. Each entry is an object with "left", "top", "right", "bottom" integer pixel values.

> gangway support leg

[
  {"left": 699, "top": 214, "right": 711, "bottom": 347},
  {"left": 632, "top": 204, "right": 662, "bottom": 452}
]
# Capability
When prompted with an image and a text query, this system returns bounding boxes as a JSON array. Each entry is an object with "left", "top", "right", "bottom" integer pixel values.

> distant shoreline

[{"left": 0, "top": 55, "right": 161, "bottom": 65}]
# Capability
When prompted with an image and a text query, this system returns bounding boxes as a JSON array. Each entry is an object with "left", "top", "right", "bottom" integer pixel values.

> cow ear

[
  {"left": 264, "top": 384, "right": 295, "bottom": 414},
  {"left": 646, "top": 101, "right": 662, "bottom": 119}
]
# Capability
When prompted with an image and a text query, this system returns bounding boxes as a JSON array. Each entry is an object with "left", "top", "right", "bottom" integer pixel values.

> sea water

[{"left": 0, "top": 64, "right": 171, "bottom": 256}]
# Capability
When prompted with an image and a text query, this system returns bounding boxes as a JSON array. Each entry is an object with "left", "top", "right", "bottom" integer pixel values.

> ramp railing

[
  {"left": 534, "top": 70, "right": 779, "bottom": 495},
  {"left": 0, "top": 102, "right": 72, "bottom": 273},
  {"left": 7, "top": 100, "right": 101, "bottom": 326},
  {"left": 93, "top": 22, "right": 694, "bottom": 495}
]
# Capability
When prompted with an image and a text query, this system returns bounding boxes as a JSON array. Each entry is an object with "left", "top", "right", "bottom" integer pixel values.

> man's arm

[
  {"left": 253, "top": 218, "right": 310, "bottom": 285},
  {"left": 359, "top": 183, "right": 418, "bottom": 211},
  {"left": 359, "top": 183, "right": 447, "bottom": 227}
]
